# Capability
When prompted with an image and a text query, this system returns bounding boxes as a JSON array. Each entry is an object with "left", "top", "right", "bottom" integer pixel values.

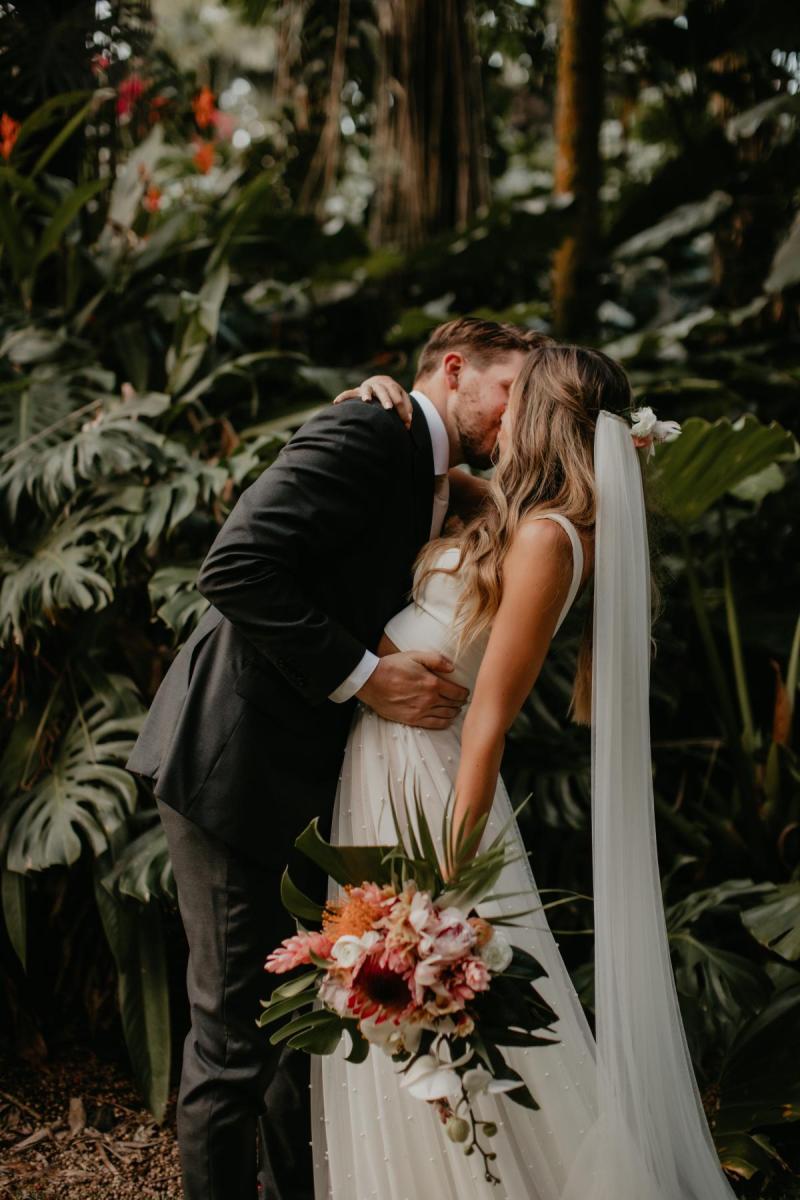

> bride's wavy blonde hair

[{"left": 413, "top": 343, "right": 664, "bottom": 725}]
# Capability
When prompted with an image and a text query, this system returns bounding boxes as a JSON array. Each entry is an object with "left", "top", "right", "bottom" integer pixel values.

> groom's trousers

[{"left": 157, "top": 797, "right": 327, "bottom": 1200}]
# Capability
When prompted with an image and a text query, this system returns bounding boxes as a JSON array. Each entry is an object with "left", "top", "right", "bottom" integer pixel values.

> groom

[{"left": 126, "top": 317, "right": 532, "bottom": 1199}]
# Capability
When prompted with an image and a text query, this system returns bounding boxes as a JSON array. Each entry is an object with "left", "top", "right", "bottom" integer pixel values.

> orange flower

[
  {"left": 192, "top": 86, "right": 217, "bottom": 130},
  {"left": 193, "top": 139, "right": 215, "bottom": 174},
  {"left": 0, "top": 113, "right": 20, "bottom": 161},
  {"left": 143, "top": 184, "right": 161, "bottom": 213},
  {"left": 467, "top": 916, "right": 493, "bottom": 948},
  {"left": 322, "top": 883, "right": 390, "bottom": 940}
]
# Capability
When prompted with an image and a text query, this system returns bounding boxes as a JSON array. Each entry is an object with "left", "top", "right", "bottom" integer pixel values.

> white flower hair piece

[{"left": 628, "top": 405, "right": 682, "bottom": 459}]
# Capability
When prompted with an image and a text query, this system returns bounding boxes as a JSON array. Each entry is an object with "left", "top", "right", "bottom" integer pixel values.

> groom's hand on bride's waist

[{"left": 356, "top": 651, "right": 468, "bottom": 729}]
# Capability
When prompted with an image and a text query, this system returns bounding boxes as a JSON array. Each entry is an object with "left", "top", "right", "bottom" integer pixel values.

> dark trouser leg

[{"left": 157, "top": 798, "right": 322, "bottom": 1200}]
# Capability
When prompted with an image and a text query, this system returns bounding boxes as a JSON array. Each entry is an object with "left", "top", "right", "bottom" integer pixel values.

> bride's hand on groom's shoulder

[
  {"left": 332, "top": 375, "right": 413, "bottom": 430},
  {"left": 357, "top": 650, "right": 469, "bottom": 730}
]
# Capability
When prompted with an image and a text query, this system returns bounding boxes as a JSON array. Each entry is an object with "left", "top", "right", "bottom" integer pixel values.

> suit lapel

[{"left": 409, "top": 395, "right": 435, "bottom": 549}]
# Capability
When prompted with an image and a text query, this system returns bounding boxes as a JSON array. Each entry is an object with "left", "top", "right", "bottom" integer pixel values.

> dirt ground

[{"left": 0, "top": 1049, "right": 181, "bottom": 1200}]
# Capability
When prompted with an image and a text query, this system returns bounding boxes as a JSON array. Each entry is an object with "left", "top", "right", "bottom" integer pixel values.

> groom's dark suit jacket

[{"left": 126, "top": 396, "right": 435, "bottom": 867}]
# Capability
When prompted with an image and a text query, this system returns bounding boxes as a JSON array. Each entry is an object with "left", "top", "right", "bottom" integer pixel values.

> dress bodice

[{"left": 383, "top": 512, "right": 585, "bottom": 691}]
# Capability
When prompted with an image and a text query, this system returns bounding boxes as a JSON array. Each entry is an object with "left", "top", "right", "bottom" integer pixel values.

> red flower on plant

[
  {"left": 192, "top": 86, "right": 218, "bottom": 131},
  {"left": 91, "top": 53, "right": 111, "bottom": 76},
  {"left": 148, "top": 95, "right": 170, "bottom": 126},
  {"left": 0, "top": 113, "right": 20, "bottom": 161},
  {"left": 193, "top": 139, "right": 215, "bottom": 174},
  {"left": 117, "top": 75, "right": 145, "bottom": 116}
]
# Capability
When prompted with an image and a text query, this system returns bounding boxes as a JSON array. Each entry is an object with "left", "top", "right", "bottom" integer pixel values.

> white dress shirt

[{"left": 327, "top": 389, "right": 450, "bottom": 703}]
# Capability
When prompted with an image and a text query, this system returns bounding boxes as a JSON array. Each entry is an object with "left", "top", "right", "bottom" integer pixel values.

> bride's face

[
  {"left": 496, "top": 372, "right": 525, "bottom": 460},
  {"left": 497, "top": 402, "right": 512, "bottom": 458}
]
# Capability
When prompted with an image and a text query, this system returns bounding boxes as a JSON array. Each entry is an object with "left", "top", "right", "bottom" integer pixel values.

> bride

[{"left": 309, "top": 343, "right": 737, "bottom": 1199}]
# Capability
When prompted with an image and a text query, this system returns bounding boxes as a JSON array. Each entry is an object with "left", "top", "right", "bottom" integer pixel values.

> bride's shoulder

[
  {"left": 512, "top": 513, "right": 574, "bottom": 554},
  {"left": 503, "top": 515, "right": 575, "bottom": 580}
]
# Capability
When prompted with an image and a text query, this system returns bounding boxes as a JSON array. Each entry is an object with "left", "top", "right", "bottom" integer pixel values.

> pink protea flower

[
  {"left": 265, "top": 930, "right": 332, "bottom": 974},
  {"left": 348, "top": 951, "right": 413, "bottom": 1022}
]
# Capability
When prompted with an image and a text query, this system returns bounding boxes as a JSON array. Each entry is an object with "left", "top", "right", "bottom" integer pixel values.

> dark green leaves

[{"left": 294, "top": 817, "right": 394, "bottom": 887}]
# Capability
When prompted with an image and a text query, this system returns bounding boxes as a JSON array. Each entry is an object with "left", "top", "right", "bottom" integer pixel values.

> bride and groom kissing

[{"left": 126, "top": 318, "right": 734, "bottom": 1200}]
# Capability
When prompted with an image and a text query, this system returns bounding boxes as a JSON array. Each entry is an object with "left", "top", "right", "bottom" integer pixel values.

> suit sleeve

[{"left": 196, "top": 400, "right": 401, "bottom": 705}]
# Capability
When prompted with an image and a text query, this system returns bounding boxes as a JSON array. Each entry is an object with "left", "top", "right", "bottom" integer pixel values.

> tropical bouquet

[{"left": 259, "top": 792, "right": 559, "bottom": 1185}]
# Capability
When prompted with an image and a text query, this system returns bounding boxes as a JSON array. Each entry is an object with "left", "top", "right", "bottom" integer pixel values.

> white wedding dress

[{"left": 311, "top": 513, "right": 603, "bottom": 1200}]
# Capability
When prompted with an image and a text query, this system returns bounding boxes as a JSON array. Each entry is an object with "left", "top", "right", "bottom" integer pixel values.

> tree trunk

[
  {"left": 369, "top": 0, "right": 490, "bottom": 249},
  {"left": 551, "top": 0, "right": 604, "bottom": 339}
]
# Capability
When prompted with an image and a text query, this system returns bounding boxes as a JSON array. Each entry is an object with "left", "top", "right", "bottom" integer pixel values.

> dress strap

[{"left": 528, "top": 512, "right": 584, "bottom": 629}]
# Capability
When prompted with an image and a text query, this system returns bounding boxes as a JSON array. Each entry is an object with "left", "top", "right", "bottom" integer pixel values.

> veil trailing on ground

[{"left": 559, "top": 411, "right": 737, "bottom": 1199}]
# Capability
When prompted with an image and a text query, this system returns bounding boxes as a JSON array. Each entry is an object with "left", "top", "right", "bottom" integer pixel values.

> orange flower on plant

[
  {"left": 322, "top": 882, "right": 392, "bottom": 941},
  {"left": 143, "top": 184, "right": 161, "bottom": 213},
  {"left": 192, "top": 86, "right": 218, "bottom": 130},
  {"left": 0, "top": 114, "right": 20, "bottom": 161},
  {"left": 193, "top": 139, "right": 215, "bottom": 174}
]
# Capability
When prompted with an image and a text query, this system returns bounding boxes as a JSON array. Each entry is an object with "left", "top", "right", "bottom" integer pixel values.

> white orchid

[
  {"left": 400, "top": 1041, "right": 474, "bottom": 1100},
  {"left": 401, "top": 1054, "right": 461, "bottom": 1100},
  {"left": 462, "top": 1066, "right": 524, "bottom": 1098},
  {"left": 629, "top": 406, "right": 682, "bottom": 459},
  {"left": 360, "top": 1014, "right": 422, "bottom": 1056}
]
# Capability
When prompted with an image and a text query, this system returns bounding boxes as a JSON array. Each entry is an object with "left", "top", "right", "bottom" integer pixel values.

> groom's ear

[{"left": 442, "top": 351, "right": 464, "bottom": 392}]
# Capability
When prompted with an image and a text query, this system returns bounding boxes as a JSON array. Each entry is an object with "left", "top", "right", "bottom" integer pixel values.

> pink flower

[
  {"left": 463, "top": 957, "right": 491, "bottom": 993},
  {"left": 265, "top": 930, "right": 332, "bottom": 974},
  {"left": 425, "top": 908, "right": 476, "bottom": 962},
  {"left": 318, "top": 972, "right": 351, "bottom": 1016}
]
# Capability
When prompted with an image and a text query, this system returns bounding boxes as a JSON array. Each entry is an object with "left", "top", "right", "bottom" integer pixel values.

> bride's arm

[{"left": 447, "top": 519, "right": 574, "bottom": 868}]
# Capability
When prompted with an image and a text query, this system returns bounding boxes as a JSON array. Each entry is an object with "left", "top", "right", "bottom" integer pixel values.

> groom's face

[{"left": 452, "top": 351, "right": 527, "bottom": 469}]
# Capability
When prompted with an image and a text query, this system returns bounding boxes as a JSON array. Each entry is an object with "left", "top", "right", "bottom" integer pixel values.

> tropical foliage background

[{"left": 0, "top": 0, "right": 799, "bottom": 1195}]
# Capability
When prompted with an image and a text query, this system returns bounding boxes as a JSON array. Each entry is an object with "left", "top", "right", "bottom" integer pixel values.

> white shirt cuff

[{"left": 328, "top": 650, "right": 380, "bottom": 703}]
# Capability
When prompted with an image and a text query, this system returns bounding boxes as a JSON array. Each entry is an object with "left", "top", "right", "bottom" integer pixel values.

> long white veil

[{"left": 560, "top": 410, "right": 737, "bottom": 1199}]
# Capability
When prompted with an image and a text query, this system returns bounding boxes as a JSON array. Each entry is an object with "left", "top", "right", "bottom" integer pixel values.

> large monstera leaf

[
  {"left": 148, "top": 564, "right": 208, "bottom": 642},
  {"left": 0, "top": 389, "right": 172, "bottom": 521},
  {"left": 741, "top": 883, "right": 800, "bottom": 962},
  {"left": 0, "top": 506, "right": 128, "bottom": 646},
  {"left": 102, "top": 820, "right": 176, "bottom": 906},
  {"left": 0, "top": 675, "right": 144, "bottom": 873},
  {"left": 715, "top": 983, "right": 800, "bottom": 1137},
  {"left": 651, "top": 413, "right": 799, "bottom": 527}
]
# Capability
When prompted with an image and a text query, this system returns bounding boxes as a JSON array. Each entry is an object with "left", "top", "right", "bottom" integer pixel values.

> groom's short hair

[{"left": 415, "top": 317, "right": 553, "bottom": 379}]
